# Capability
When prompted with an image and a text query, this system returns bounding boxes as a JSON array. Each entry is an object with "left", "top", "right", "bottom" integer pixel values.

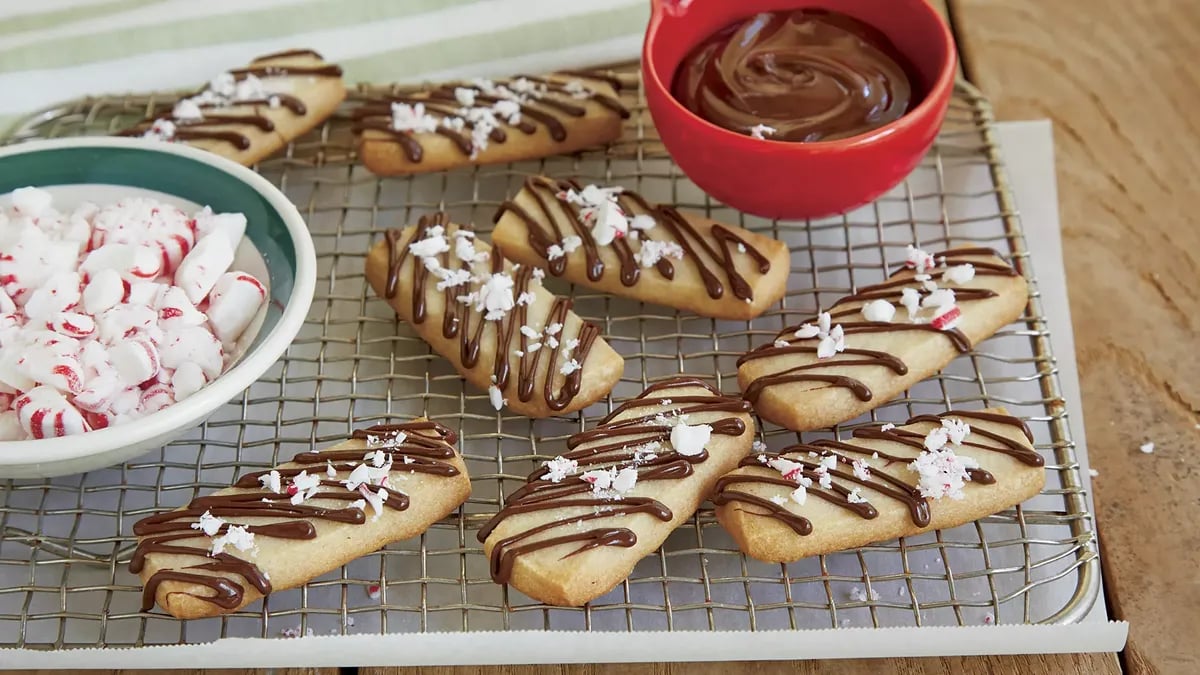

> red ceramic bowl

[{"left": 642, "top": 0, "right": 957, "bottom": 220}]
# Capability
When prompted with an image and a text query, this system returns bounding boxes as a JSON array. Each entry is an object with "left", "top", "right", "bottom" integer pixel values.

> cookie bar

[
  {"left": 364, "top": 214, "right": 623, "bottom": 418},
  {"left": 354, "top": 72, "right": 628, "bottom": 176},
  {"left": 131, "top": 420, "right": 470, "bottom": 619},
  {"left": 713, "top": 409, "right": 1045, "bottom": 562},
  {"left": 478, "top": 377, "right": 755, "bottom": 606},
  {"left": 119, "top": 48, "right": 345, "bottom": 166},
  {"left": 738, "top": 246, "right": 1028, "bottom": 431},
  {"left": 491, "top": 177, "right": 791, "bottom": 320}
]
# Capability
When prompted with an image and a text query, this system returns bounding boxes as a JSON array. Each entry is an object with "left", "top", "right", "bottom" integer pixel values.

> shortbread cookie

[
  {"left": 364, "top": 213, "right": 623, "bottom": 418},
  {"left": 354, "top": 73, "right": 628, "bottom": 176},
  {"left": 491, "top": 177, "right": 790, "bottom": 320},
  {"left": 478, "top": 377, "right": 755, "bottom": 606},
  {"left": 738, "top": 246, "right": 1028, "bottom": 431},
  {"left": 131, "top": 420, "right": 470, "bottom": 619},
  {"left": 120, "top": 48, "right": 345, "bottom": 166},
  {"left": 713, "top": 409, "right": 1045, "bottom": 562}
]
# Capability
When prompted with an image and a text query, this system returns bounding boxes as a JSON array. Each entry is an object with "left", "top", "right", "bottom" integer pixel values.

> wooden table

[{"left": 19, "top": 0, "right": 1195, "bottom": 673}]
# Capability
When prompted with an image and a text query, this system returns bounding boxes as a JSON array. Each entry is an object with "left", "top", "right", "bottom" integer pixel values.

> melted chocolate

[
  {"left": 352, "top": 73, "right": 629, "bottom": 162},
  {"left": 712, "top": 411, "right": 1042, "bottom": 535},
  {"left": 493, "top": 177, "right": 772, "bottom": 301},
  {"left": 382, "top": 214, "right": 600, "bottom": 411},
  {"left": 130, "top": 421, "right": 459, "bottom": 614},
  {"left": 478, "top": 377, "right": 751, "bottom": 583},
  {"left": 739, "top": 249, "right": 1019, "bottom": 403},
  {"left": 672, "top": 9, "right": 918, "bottom": 142},
  {"left": 120, "top": 51, "right": 335, "bottom": 148}
]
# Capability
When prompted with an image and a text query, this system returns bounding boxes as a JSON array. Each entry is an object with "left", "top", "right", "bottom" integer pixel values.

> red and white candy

[
  {"left": 15, "top": 386, "right": 89, "bottom": 438},
  {"left": 0, "top": 188, "right": 265, "bottom": 440},
  {"left": 206, "top": 272, "right": 266, "bottom": 345},
  {"left": 175, "top": 235, "right": 234, "bottom": 304}
]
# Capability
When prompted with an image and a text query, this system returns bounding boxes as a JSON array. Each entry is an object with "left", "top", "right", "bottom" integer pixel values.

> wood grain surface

[{"left": 952, "top": 2, "right": 1200, "bottom": 673}]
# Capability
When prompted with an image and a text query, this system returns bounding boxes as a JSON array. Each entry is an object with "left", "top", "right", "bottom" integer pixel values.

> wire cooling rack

[{"left": 0, "top": 64, "right": 1098, "bottom": 652}]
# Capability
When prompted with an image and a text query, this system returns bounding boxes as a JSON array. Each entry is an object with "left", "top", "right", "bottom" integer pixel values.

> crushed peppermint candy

[
  {"left": 409, "top": 226, "right": 450, "bottom": 258},
  {"left": 846, "top": 488, "right": 867, "bottom": 504},
  {"left": 561, "top": 235, "right": 583, "bottom": 254},
  {"left": 476, "top": 273, "right": 515, "bottom": 321},
  {"left": 880, "top": 423, "right": 896, "bottom": 431},
  {"left": 1139, "top": 441, "right": 1155, "bottom": 454},
  {"left": 581, "top": 466, "right": 639, "bottom": 499},
  {"left": 210, "top": 524, "right": 256, "bottom": 556},
  {"left": 773, "top": 339, "right": 790, "bottom": 349},
  {"left": 749, "top": 123, "right": 776, "bottom": 140},
  {"left": 905, "top": 245, "right": 937, "bottom": 274},
  {"left": 768, "top": 457, "right": 812, "bottom": 487},
  {"left": 630, "top": 214, "right": 657, "bottom": 231},
  {"left": 861, "top": 299, "right": 896, "bottom": 323},
  {"left": 941, "top": 417, "right": 971, "bottom": 444},
  {"left": 789, "top": 485, "right": 808, "bottom": 505},
  {"left": 769, "top": 494, "right": 788, "bottom": 506},
  {"left": 289, "top": 470, "right": 322, "bottom": 505},
  {"left": 851, "top": 459, "right": 872, "bottom": 480},
  {"left": 343, "top": 463, "right": 371, "bottom": 492},
  {"left": 752, "top": 440, "right": 768, "bottom": 453},
  {"left": 559, "top": 359, "right": 582, "bottom": 376},
  {"left": 326, "top": 461, "right": 338, "bottom": 478},
  {"left": 899, "top": 287, "right": 922, "bottom": 320},
  {"left": 909, "top": 447, "right": 979, "bottom": 500},
  {"left": 258, "top": 469, "right": 283, "bottom": 494},
  {"left": 488, "top": 384, "right": 506, "bottom": 411},
  {"left": 632, "top": 441, "right": 661, "bottom": 464},
  {"left": 367, "top": 584, "right": 382, "bottom": 600},
  {"left": 1088, "top": 468, "right": 1100, "bottom": 477},
  {"left": 390, "top": 102, "right": 440, "bottom": 133},
  {"left": 542, "top": 456, "right": 578, "bottom": 482},
  {"left": 191, "top": 509, "right": 224, "bottom": 536},
  {"left": 943, "top": 263, "right": 976, "bottom": 284},
  {"left": 634, "top": 239, "right": 685, "bottom": 268},
  {"left": 791, "top": 312, "right": 846, "bottom": 358},
  {"left": 670, "top": 421, "right": 712, "bottom": 457},
  {"left": 359, "top": 484, "right": 388, "bottom": 520}
]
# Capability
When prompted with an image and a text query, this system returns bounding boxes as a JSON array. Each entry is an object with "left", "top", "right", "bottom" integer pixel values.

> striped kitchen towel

[{"left": 0, "top": 0, "right": 649, "bottom": 134}]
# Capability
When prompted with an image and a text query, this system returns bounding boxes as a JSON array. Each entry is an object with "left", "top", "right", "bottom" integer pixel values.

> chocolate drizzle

[
  {"left": 478, "top": 377, "right": 751, "bottom": 583},
  {"left": 119, "top": 49, "right": 338, "bottom": 148},
  {"left": 739, "top": 248, "right": 1019, "bottom": 403},
  {"left": 382, "top": 214, "right": 601, "bottom": 411},
  {"left": 130, "top": 421, "right": 459, "bottom": 614},
  {"left": 352, "top": 73, "right": 629, "bottom": 162},
  {"left": 712, "top": 411, "right": 1042, "bottom": 536},
  {"left": 494, "top": 177, "right": 772, "bottom": 301}
]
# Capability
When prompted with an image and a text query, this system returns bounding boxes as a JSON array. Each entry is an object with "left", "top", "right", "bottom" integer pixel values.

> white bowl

[{"left": 0, "top": 137, "right": 316, "bottom": 478}]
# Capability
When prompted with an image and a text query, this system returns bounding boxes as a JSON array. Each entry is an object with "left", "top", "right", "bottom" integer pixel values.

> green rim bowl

[{"left": 0, "top": 137, "right": 316, "bottom": 478}]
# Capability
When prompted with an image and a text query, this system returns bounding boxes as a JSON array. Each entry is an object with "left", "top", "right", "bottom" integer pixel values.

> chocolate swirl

[
  {"left": 118, "top": 49, "right": 339, "bottom": 149},
  {"left": 130, "top": 421, "right": 459, "bottom": 614},
  {"left": 494, "top": 177, "right": 772, "bottom": 301},
  {"left": 478, "top": 377, "right": 751, "bottom": 583},
  {"left": 739, "top": 248, "right": 1019, "bottom": 403},
  {"left": 672, "top": 9, "right": 918, "bottom": 142},
  {"left": 352, "top": 73, "right": 629, "bottom": 163},
  {"left": 712, "top": 411, "right": 1042, "bottom": 535},
  {"left": 383, "top": 213, "right": 600, "bottom": 411}
]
